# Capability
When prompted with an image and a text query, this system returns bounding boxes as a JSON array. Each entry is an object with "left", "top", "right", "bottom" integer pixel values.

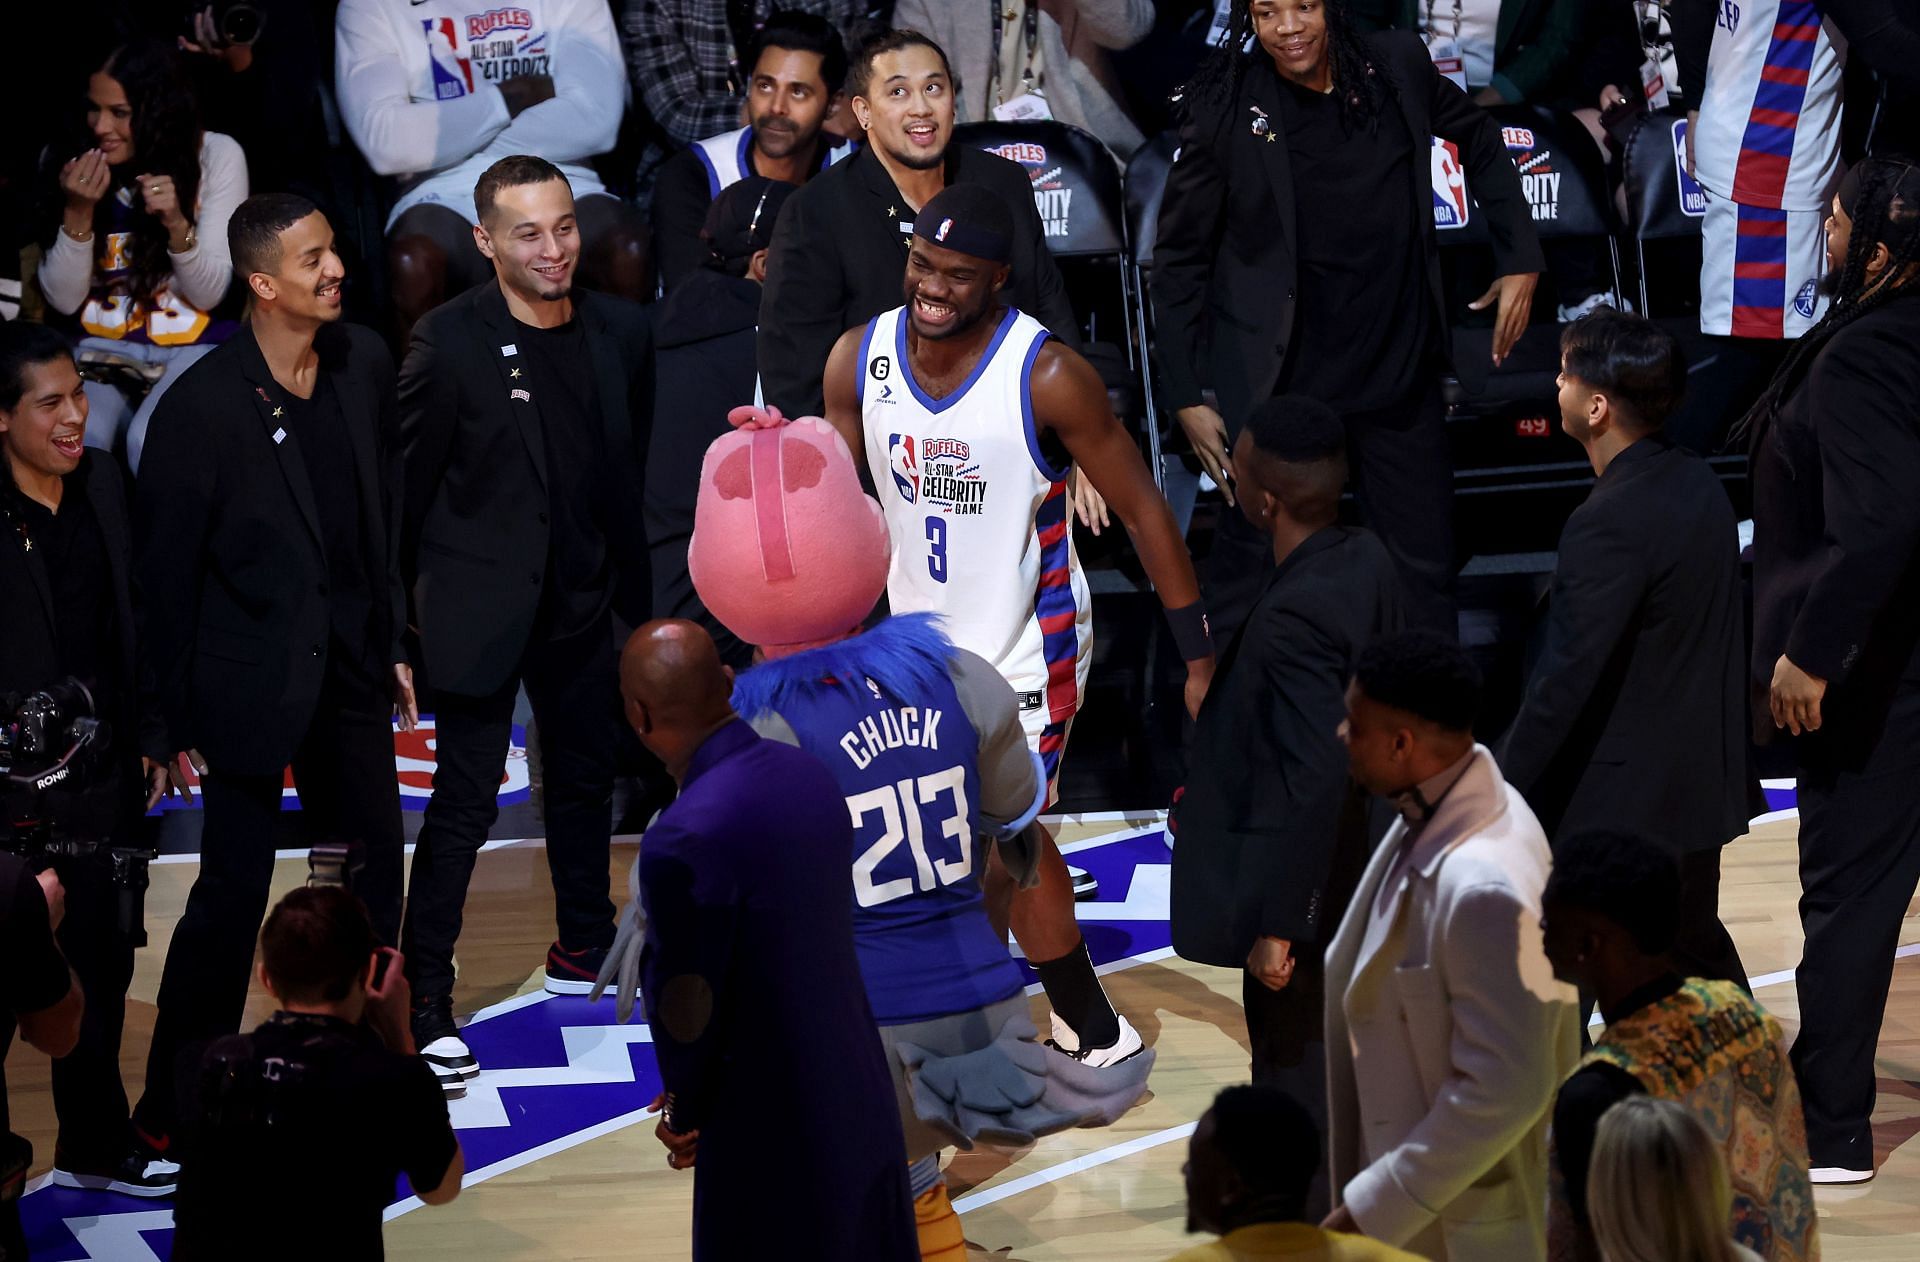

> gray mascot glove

[{"left": 590, "top": 859, "right": 646, "bottom": 1023}]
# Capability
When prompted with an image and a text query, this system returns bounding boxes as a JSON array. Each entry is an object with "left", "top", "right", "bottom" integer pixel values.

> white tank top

[
  {"left": 691, "top": 125, "right": 857, "bottom": 199},
  {"left": 1693, "top": 0, "right": 1846, "bottom": 210},
  {"left": 860, "top": 305, "right": 1092, "bottom": 724}
]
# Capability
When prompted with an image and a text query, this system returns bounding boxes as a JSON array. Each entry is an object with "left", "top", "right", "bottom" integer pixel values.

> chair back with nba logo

[
  {"left": 955, "top": 120, "right": 1142, "bottom": 438},
  {"left": 1621, "top": 108, "right": 1707, "bottom": 316}
]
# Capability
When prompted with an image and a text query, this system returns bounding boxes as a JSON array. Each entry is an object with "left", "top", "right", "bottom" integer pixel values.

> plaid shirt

[{"left": 622, "top": 0, "right": 870, "bottom": 146}]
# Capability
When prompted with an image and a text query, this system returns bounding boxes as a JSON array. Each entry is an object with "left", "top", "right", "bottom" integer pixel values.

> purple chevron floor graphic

[{"left": 17, "top": 824, "right": 1177, "bottom": 1260}]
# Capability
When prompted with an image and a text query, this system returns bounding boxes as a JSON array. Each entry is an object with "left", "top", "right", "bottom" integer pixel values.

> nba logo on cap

[
  {"left": 888, "top": 434, "right": 919, "bottom": 504},
  {"left": 935, "top": 218, "right": 953, "bottom": 243}
]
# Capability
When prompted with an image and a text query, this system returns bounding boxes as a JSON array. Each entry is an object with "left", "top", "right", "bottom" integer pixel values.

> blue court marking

[{"left": 19, "top": 826, "right": 1175, "bottom": 1260}]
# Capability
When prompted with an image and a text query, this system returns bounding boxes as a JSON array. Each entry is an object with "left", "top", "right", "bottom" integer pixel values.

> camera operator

[
  {"left": 172, "top": 886, "right": 463, "bottom": 1260},
  {"left": 0, "top": 322, "right": 182, "bottom": 1199},
  {"left": 1, "top": 855, "right": 83, "bottom": 1260}
]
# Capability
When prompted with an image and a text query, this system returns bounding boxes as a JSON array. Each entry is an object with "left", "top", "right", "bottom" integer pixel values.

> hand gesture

[
  {"left": 1068, "top": 465, "right": 1110, "bottom": 536},
  {"left": 1769, "top": 654, "right": 1826, "bottom": 736},
  {"left": 35, "top": 868, "right": 67, "bottom": 932},
  {"left": 1183, "top": 656, "right": 1215, "bottom": 721},
  {"left": 142, "top": 754, "right": 195, "bottom": 810},
  {"left": 1175, "top": 404, "right": 1234, "bottom": 507},
  {"left": 365, "top": 947, "right": 415, "bottom": 1052},
  {"left": 60, "top": 150, "right": 111, "bottom": 215},
  {"left": 179, "top": 7, "right": 255, "bottom": 71},
  {"left": 1469, "top": 272, "right": 1539, "bottom": 366},
  {"left": 135, "top": 173, "right": 188, "bottom": 233},
  {"left": 1685, "top": 110, "right": 1698, "bottom": 179},
  {"left": 392, "top": 663, "right": 419, "bottom": 733},
  {"left": 1247, "top": 935, "right": 1294, "bottom": 991},
  {"left": 649, "top": 1094, "right": 699, "bottom": 1169}
]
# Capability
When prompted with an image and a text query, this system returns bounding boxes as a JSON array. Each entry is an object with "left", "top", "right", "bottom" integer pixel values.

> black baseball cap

[
  {"left": 702, "top": 176, "right": 799, "bottom": 263},
  {"left": 911, "top": 184, "right": 1013, "bottom": 264}
]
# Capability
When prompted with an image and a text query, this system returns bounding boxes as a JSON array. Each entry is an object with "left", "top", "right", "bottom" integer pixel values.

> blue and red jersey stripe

[
  {"left": 1730, "top": 1, "right": 1822, "bottom": 208},
  {"left": 1032, "top": 480, "right": 1081, "bottom": 724}
]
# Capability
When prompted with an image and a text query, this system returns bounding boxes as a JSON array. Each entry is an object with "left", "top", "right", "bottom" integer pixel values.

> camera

[
  {"left": 184, "top": 1, "right": 267, "bottom": 48},
  {"left": 1, "top": 679, "right": 157, "bottom": 945}
]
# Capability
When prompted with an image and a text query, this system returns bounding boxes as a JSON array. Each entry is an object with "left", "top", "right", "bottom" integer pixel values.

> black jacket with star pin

[
  {"left": 399, "top": 282, "right": 653, "bottom": 698},
  {"left": 135, "top": 322, "right": 406, "bottom": 776}
]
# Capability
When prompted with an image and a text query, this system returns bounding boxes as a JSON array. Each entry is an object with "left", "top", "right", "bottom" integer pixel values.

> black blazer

[
  {"left": 1498, "top": 436, "right": 1749, "bottom": 855},
  {"left": 400, "top": 283, "right": 653, "bottom": 698},
  {"left": 757, "top": 143, "right": 1078, "bottom": 418},
  {"left": 1171, "top": 526, "right": 1404, "bottom": 967},
  {"left": 136, "top": 322, "right": 405, "bottom": 777},
  {"left": 1153, "top": 31, "right": 1545, "bottom": 434},
  {"left": 1, "top": 451, "right": 162, "bottom": 784},
  {"left": 1750, "top": 291, "right": 1920, "bottom": 772}
]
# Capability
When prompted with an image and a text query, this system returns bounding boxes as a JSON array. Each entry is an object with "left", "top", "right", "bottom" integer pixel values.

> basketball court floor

[{"left": 10, "top": 779, "right": 1920, "bottom": 1259}]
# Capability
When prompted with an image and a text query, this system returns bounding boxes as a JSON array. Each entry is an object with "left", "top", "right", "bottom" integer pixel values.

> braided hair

[
  {"left": 1179, "top": 0, "right": 1388, "bottom": 133},
  {"left": 1733, "top": 158, "right": 1920, "bottom": 450},
  {"left": 90, "top": 39, "right": 205, "bottom": 313}
]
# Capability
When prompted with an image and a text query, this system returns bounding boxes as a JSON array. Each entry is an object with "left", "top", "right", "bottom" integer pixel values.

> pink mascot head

[{"left": 689, "top": 405, "right": 891, "bottom": 658}]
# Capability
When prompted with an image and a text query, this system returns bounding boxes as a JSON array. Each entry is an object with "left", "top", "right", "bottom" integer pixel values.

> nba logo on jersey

[
  {"left": 889, "top": 434, "right": 919, "bottom": 504},
  {"left": 1431, "top": 138, "right": 1469, "bottom": 230},
  {"left": 423, "top": 17, "right": 473, "bottom": 99}
]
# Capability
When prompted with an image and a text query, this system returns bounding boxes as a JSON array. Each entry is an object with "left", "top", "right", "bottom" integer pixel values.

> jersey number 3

[
  {"left": 925, "top": 515, "right": 948, "bottom": 583},
  {"left": 848, "top": 765, "right": 972, "bottom": 907}
]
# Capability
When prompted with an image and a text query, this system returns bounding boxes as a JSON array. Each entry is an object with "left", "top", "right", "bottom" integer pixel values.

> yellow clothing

[{"left": 1166, "top": 1223, "right": 1425, "bottom": 1261}]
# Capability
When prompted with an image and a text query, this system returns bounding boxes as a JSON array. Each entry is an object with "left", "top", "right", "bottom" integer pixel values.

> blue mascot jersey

[{"left": 734, "top": 616, "right": 1040, "bottom": 1025}]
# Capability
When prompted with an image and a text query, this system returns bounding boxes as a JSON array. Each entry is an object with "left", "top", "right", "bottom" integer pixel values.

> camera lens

[{"left": 219, "top": 2, "right": 264, "bottom": 46}]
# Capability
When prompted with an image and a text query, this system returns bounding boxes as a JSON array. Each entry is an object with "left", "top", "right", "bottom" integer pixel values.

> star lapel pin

[
  {"left": 272, "top": 406, "right": 284, "bottom": 418},
  {"left": 887, "top": 205, "right": 897, "bottom": 217},
  {"left": 510, "top": 367, "right": 522, "bottom": 379}
]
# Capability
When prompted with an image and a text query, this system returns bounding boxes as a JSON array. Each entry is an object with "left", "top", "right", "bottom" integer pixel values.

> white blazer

[{"left": 1323, "top": 745, "right": 1578, "bottom": 1260}]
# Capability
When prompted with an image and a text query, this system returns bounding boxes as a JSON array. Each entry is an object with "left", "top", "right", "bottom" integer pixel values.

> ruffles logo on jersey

[
  {"left": 893, "top": 434, "right": 987, "bottom": 515},
  {"left": 425, "top": 5, "right": 550, "bottom": 95},
  {"left": 467, "top": 7, "right": 533, "bottom": 39},
  {"left": 1431, "top": 138, "right": 1470, "bottom": 230}
]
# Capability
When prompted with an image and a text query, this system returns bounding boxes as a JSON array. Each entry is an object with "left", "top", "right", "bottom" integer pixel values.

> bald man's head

[{"left": 621, "top": 621, "right": 736, "bottom": 757}]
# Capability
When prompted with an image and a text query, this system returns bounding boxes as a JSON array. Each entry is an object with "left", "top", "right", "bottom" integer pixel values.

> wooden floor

[{"left": 9, "top": 815, "right": 1920, "bottom": 1258}]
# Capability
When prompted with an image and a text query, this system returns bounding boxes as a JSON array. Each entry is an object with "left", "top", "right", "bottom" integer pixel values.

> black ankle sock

[{"left": 1033, "top": 938, "right": 1120, "bottom": 1049}]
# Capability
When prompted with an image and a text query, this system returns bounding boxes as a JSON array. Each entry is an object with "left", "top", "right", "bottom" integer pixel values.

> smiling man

[
  {"left": 397, "top": 155, "right": 654, "bottom": 1093},
  {"left": 759, "top": 27, "right": 1077, "bottom": 418},
  {"left": 823, "top": 182, "right": 1214, "bottom": 1066},
  {"left": 650, "top": 11, "right": 855, "bottom": 289},
  {"left": 133, "top": 193, "right": 414, "bottom": 1156}
]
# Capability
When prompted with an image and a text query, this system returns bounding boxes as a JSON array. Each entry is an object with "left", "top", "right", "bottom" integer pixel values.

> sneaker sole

[
  {"left": 1808, "top": 1167, "right": 1875, "bottom": 1185},
  {"left": 1068, "top": 865, "right": 1099, "bottom": 901},
  {"left": 49, "top": 1170, "right": 177, "bottom": 1198},
  {"left": 544, "top": 974, "right": 600, "bottom": 996}
]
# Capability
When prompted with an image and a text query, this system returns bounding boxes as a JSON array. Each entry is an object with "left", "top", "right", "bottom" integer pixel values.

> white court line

[
  {"left": 385, "top": 1105, "right": 661, "bottom": 1222},
  {"left": 952, "top": 1122, "right": 1198, "bottom": 1215}
]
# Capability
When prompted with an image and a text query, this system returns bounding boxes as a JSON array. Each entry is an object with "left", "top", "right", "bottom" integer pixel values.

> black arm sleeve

[
  {"left": 652, "top": 150, "right": 719, "bottom": 292},
  {"left": 1672, "top": 0, "right": 1715, "bottom": 106},
  {"left": 1826, "top": 0, "right": 1920, "bottom": 87},
  {"left": 1150, "top": 113, "right": 1230, "bottom": 413},
  {"left": 1553, "top": 1063, "right": 1645, "bottom": 1227},
  {"left": 756, "top": 185, "right": 852, "bottom": 418},
  {"left": 392, "top": 1056, "right": 460, "bottom": 1196}
]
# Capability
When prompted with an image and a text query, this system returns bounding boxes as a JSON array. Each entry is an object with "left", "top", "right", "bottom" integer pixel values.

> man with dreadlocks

[
  {"left": 1153, "top": 0, "right": 1542, "bottom": 641},
  {"left": 1746, "top": 156, "right": 1920, "bottom": 1186}
]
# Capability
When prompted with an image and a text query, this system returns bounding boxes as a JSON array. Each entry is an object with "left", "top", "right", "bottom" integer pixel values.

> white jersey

[
  {"left": 1693, "top": 0, "right": 1847, "bottom": 210},
  {"left": 861, "top": 305, "right": 1092, "bottom": 726},
  {"left": 691, "top": 125, "right": 857, "bottom": 199}
]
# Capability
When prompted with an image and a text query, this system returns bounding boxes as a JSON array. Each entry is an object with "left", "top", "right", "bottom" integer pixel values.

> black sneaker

[
  {"left": 50, "top": 1141, "right": 179, "bottom": 1198},
  {"left": 545, "top": 941, "right": 609, "bottom": 996},
  {"left": 1069, "top": 864, "right": 1099, "bottom": 900},
  {"left": 412, "top": 995, "right": 478, "bottom": 1098}
]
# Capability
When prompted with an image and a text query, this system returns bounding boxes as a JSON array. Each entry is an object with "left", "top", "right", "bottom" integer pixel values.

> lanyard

[
  {"left": 1633, "top": 0, "right": 1670, "bottom": 64},
  {"left": 989, "top": 2, "right": 1043, "bottom": 102},
  {"left": 1423, "top": 0, "right": 1463, "bottom": 42}
]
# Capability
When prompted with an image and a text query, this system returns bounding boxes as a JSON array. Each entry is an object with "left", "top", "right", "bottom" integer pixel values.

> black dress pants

[
  {"left": 402, "top": 617, "right": 620, "bottom": 1000},
  {"left": 1243, "top": 958, "right": 1331, "bottom": 1221},
  {"left": 133, "top": 674, "right": 402, "bottom": 1143},
  {"left": 49, "top": 847, "right": 136, "bottom": 1165},
  {"left": 1673, "top": 847, "right": 1747, "bottom": 989},
  {"left": 1790, "top": 684, "right": 1920, "bottom": 1169},
  {"left": 1205, "top": 382, "right": 1456, "bottom": 647}
]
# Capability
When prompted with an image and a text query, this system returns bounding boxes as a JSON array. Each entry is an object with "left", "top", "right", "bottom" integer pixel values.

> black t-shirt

[
  {"left": 172, "top": 1012, "right": 457, "bottom": 1261},
  {"left": 0, "top": 852, "right": 74, "bottom": 1141},
  {"left": 12, "top": 476, "right": 118, "bottom": 719},
  {"left": 279, "top": 379, "right": 379, "bottom": 691},
  {"left": 517, "top": 315, "right": 612, "bottom": 640},
  {"left": 1274, "top": 67, "right": 1436, "bottom": 411}
]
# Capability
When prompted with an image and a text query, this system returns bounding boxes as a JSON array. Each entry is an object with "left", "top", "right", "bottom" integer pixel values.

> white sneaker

[
  {"left": 419, "top": 1033, "right": 480, "bottom": 1099},
  {"left": 1808, "top": 1165, "right": 1874, "bottom": 1185},
  {"left": 1046, "top": 1011, "right": 1146, "bottom": 1068},
  {"left": 1557, "top": 292, "right": 1634, "bottom": 323}
]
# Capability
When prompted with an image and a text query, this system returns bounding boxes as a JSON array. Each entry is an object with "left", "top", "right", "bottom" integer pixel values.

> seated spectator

[
  {"left": 621, "top": 0, "right": 866, "bottom": 199},
  {"left": 1586, "top": 1096, "right": 1775, "bottom": 1262},
  {"left": 646, "top": 174, "right": 797, "bottom": 666},
  {"left": 40, "top": 38, "right": 245, "bottom": 473},
  {"left": 650, "top": 10, "right": 852, "bottom": 289},
  {"left": 893, "top": 0, "right": 1155, "bottom": 158},
  {"left": 335, "top": 0, "right": 649, "bottom": 342},
  {"left": 172, "top": 886, "right": 463, "bottom": 1260},
  {"left": 1172, "top": 1084, "right": 1420, "bottom": 1261},
  {"left": 1349, "top": 0, "right": 1590, "bottom": 108},
  {"left": 1322, "top": 631, "right": 1578, "bottom": 1259},
  {"left": 1, "top": 856, "right": 83, "bottom": 1259},
  {"left": 1542, "top": 829, "right": 1816, "bottom": 1262}
]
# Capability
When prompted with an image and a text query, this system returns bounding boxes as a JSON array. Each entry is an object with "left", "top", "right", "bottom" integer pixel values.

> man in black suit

[
  {"left": 1153, "top": 0, "right": 1542, "bottom": 640},
  {"left": 400, "top": 155, "right": 652, "bottom": 1092},
  {"left": 1499, "top": 308, "right": 1748, "bottom": 990},
  {"left": 133, "top": 193, "right": 414, "bottom": 1151},
  {"left": 757, "top": 28, "right": 1077, "bottom": 417},
  {"left": 0, "top": 323, "right": 179, "bottom": 1193},
  {"left": 1170, "top": 394, "right": 1403, "bottom": 1212}
]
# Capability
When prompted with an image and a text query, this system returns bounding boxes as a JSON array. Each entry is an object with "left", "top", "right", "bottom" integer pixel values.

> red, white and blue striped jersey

[
  {"left": 1694, "top": 0, "right": 1846, "bottom": 211},
  {"left": 861, "top": 305, "right": 1093, "bottom": 726}
]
